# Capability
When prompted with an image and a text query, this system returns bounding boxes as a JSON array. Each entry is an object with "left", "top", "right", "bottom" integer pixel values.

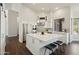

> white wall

[
  {"left": 0, "top": 6, "right": 1, "bottom": 34},
  {"left": 22, "top": 7, "right": 37, "bottom": 24},
  {"left": 71, "top": 5, "right": 79, "bottom": 18},
  {"left": 1, "top": 5, "right": 6, "bottom": 54},
  {"left": 0, "top": 6, "right": 1, "bottom": 54},
  {"left": 53, "top": 7, "right": 70, "bottom": 32}
]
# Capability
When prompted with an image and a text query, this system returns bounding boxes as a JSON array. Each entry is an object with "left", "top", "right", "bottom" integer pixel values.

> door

[
  {"left": 8, "top": 10, "right": 18, "bottom": 37},
  {"left": 0, "top": 3, "right": 6, "bottom": 55}
]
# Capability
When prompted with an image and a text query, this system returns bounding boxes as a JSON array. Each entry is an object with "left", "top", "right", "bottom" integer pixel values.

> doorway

[
  {"left": 70, "top": 18, "right": 79, "bottom": 42},
  {"left": 54, "top": 18, "right": 64, "bottom": 32}
]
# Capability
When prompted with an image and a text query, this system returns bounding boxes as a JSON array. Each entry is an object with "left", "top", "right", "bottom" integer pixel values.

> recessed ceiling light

[
  {"left": 42, "top": 8, "right": 45, "bottom": 10},
  {"left": 55, "top": 7, "right": 59, "bottom": 10}
]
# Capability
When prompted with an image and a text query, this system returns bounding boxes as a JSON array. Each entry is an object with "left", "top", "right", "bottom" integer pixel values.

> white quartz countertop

[{"left": 27, "top": 33, "right": 64, "bottom": 41}]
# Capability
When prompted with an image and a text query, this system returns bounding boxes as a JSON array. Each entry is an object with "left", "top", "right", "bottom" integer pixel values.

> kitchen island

[{"left": 26, "top": 32, "right": 68, "bottom": 55}]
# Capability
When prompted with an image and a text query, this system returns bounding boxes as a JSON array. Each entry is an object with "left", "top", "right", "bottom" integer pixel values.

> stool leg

[
  {"left": 49, "top": 50, "right": 51, "bottom": 55},
  {"left": 56, "top": 49, "right": 59, "bottom": 55},
  {"left": 59, "top": 45, "right": 62, "bottom": 55},
  {"left": 63, "top": 45, "right": 66, "bottom": 54},
  {"left": 60, "top": 45, "right": 65, "bottom": 55},
  {"left": 44, "top": 48, "right": 47, "bottom": 55},
  {"left": 61, "top": 45, "right": 64, "bottom": 55}
]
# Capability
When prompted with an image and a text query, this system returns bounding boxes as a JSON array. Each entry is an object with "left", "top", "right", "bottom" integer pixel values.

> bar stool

[
  {"left": 44, "top": 43, "right": 58, "bottom": 55},
  {"left": 53, "top": 41, "right": 66, "bottom": 54}
]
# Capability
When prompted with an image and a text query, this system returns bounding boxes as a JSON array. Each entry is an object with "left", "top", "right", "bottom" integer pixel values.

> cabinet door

[{"left": 31, "top": 37, "right": 41, "bottom": 55}]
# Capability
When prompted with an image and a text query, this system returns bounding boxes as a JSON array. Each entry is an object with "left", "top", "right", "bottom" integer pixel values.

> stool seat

[
  {"left": 53, "top": 41, "right": 64, "bottom": 46},
  {"left": 44, "top": 43, "right": 58, "bottom": 55},
  {"left": 45, "top": 43, "right": 57, "bottom": 50},
  {"left": 53, "top": 41, "right": 66, "bottom": 54}
]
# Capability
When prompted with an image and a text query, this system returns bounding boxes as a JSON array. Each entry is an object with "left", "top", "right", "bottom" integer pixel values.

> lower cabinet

[{"left": 26, "top": 35, "right": 45, "bottom": 55}]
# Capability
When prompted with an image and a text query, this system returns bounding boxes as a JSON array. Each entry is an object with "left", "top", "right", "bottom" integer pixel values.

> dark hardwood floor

[
  {"left": 5, "top": 36, "right": 79, "bottom": 55},
  {"left": 5, "top": 36, "right": 32, "bottom": 55},
  {"left": 65, "top": 41, "right": 79, "bottom": 55}
]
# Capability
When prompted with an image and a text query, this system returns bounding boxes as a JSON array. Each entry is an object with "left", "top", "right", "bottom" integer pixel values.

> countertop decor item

[{"left": 41, "top": 32, "right": 44, "bottom": 35}]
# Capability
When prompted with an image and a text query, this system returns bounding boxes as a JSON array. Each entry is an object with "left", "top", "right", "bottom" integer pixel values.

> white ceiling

[{"left": 23, "top": 3, "right": 79, "bottom": 13}]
